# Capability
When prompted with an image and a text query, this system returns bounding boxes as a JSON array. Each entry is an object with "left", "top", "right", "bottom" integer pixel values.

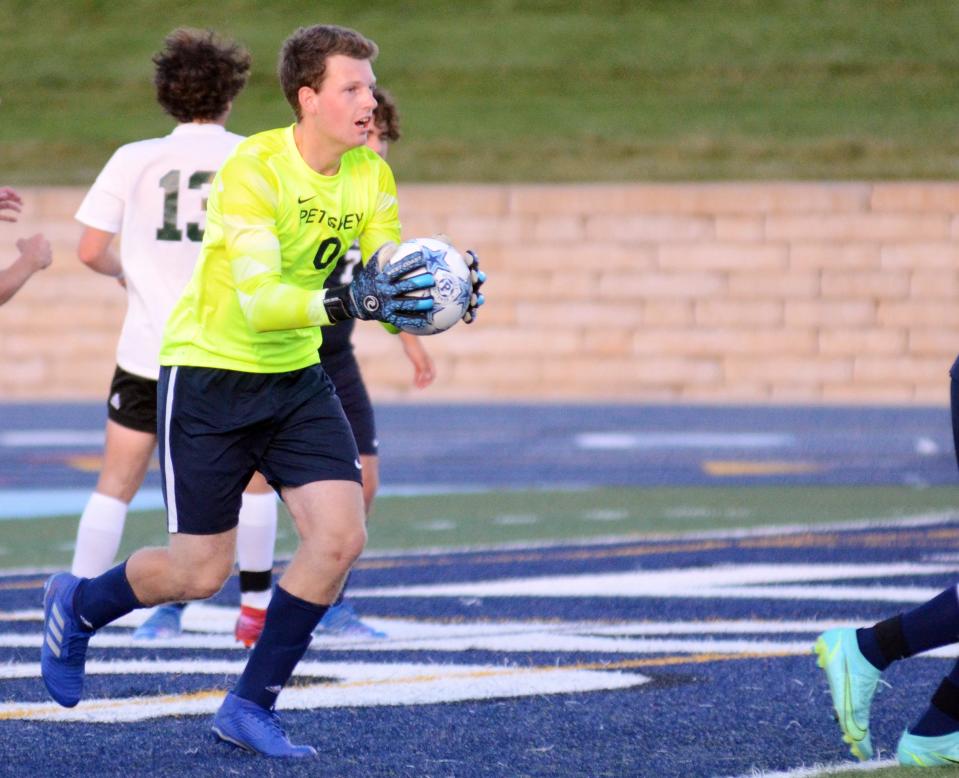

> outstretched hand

[
  {"left": 0, "top": 188, "right": 23, "bottom": 223},
  {"left": 17, "top": 233, "right": 52, "bottom": 271},
  {"left": 399, "top": 332, "right": 436, "bottom": 388}
]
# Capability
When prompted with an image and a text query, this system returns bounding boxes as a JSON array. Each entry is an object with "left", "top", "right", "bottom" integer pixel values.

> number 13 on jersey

[{"left": 156, "top": 169, "right": 214, "bottom": 242}]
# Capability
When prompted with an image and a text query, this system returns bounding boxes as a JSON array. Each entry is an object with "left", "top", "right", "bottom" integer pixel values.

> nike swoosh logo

[
  {"left": 902, "top": 749, "right": 959, "bottom": 766},
  {"left": 297, "top": 195, "right": 317, "bottom": 204},
  {"left": 842, "top": 656, "right": 867, "bottom": 740}
]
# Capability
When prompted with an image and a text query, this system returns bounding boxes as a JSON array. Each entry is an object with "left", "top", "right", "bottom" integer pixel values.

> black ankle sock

[{"left": 857, "top": 615, "right": 907, "bottom": 671}]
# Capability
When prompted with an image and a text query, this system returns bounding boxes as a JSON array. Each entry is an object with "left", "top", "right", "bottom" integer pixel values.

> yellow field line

[
  {"left": 0, "top": 580, "right": 46, "bottom": 592},
  {"left": 4, "top": 526, "right": 956, "bottom": 585},
  {"left": 0, "top": 688, "right": 224, "bottom": 720}
]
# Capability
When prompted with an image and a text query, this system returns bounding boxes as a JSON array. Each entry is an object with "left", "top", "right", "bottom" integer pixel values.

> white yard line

[{"left": 726, "top": 758, "right": 897, "bottom": 778}]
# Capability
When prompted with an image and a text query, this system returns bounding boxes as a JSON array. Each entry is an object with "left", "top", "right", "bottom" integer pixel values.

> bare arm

[
  {"left": 77, "top": 226, "right": 122, "bottom": 277},
  {"left": 0, "top": 188, "right": 23, "bottom": 223},
  {"left": 0, "top": 233, "right": 52, "bottom": 305},
  {"left": 399, "top": 332, "right": 436, "bottom": 389}
]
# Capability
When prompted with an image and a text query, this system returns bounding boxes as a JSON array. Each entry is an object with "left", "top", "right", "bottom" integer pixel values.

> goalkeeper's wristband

[{"left": 323, "top": 284, "right": 356, "bottom": 324}]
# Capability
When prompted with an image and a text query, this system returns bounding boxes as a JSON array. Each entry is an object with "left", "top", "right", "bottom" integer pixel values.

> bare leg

[
  {"left": 278, "top": 479, "right": 366, "bottom": 603},
  {"left": 125, "top": 529, "right": 237, "bottom": 606},
  {"left": 359, "top": 453, "right": 379, "bottom": 516},
  {"left": 72, "top": 421, "right": 156, "bottom": 577},
  {"left": 95, "top": 420, "right": 156, "bottom": 502}
]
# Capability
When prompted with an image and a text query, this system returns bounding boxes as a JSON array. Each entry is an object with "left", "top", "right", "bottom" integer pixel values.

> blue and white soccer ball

[{"left": 386, "top": 236, "right": 472, "bottom": 335}]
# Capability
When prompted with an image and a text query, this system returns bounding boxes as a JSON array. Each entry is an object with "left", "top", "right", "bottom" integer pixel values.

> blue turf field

[
  {"left": 2, "top": 402, "right": 959, "bottom": 776},
  {"left": 0, "top": 401, "right": 956, "bottom": 498}
]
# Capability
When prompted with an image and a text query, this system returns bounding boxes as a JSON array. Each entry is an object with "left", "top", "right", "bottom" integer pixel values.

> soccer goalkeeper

[{"left": 40, "top": 23, "right": 482, "bottom": 759}]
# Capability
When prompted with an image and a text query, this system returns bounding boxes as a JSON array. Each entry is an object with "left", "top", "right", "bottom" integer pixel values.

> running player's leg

[
  {"left": 360, "top": 452, "right": 379, "bottom": 514},
  {"left": 895, "top": 363, "right": 959, "bottom": 764},
  {"left": 141, "top": 477, "right": 278, "bottom": 645},
  {"left": 817, "top": 363, "right": 959, "bottom": 763},
  {"left": 216, "top": 365, "right": 364, "bottom": 756},
  {"left": 43, "top": 365, "right": 257, "bottom": 707},
  {"left": 313, "top": 353, "right": 386, "bottom": 638},
  {"left": 72, "top": 367, "right": 157, "bottom": 577},
  {"left": 234, "top": 471, "right": 277, "bottom": 646}
]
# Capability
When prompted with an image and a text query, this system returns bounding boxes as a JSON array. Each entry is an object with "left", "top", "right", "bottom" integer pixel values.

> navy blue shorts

[
  {"left": 323, "top": 350, "right": 378, "bottom": 456},
  {"left": 157, "top": 364, "right": 361, "bottom": 535}
]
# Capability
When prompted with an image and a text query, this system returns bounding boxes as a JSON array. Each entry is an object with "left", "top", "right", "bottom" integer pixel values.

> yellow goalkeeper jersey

[{"left": 159, "top": 125, "right": 401, "bottom": 373}]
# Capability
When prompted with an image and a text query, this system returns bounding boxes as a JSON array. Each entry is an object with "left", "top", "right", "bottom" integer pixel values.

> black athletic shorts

[
  {"left": 106, "top": 365, "right": 158, "bottom": 434},
  {"left": 157, "top": 364, "right": 361, "bottom": 535},
  {"left": 323, "top": 350, "right": 378, "bottom": 456}
]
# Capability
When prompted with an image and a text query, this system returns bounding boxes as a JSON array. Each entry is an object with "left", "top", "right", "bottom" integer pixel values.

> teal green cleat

[
  {"left": 814, "top": 627, "right": 882, "bottom": 761},
  {"left": 897, "top": 729, "right": 959, "bottom": 766}
]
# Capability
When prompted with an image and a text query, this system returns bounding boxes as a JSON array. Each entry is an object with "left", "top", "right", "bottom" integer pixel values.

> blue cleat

[
  {"left": 897, "top": 729, "right": 959, "bottom": 766},
  {"left": 814, "top": 627, "right": 882, "bottom": 761},
  {"left": 41, "top": 573, "right": 93, "bottom": 708},
  {"left": 133, "top": 603, "right": 185, "bottom": 640},
  {"left": 212, "top": 693, "right": 317, "bottom": 758},
  {"left": 313, "top": 602, "right": 386, "bottom": 639}
]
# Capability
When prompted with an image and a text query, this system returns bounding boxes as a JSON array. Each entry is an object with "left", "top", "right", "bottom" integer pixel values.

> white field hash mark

[
  {"left": 3, "top": 516, "right": 958, "bottom": 726},
  {"left": 347, "top": 561, "right": 955, "bottom": 602},
  {"left": 0, "top": 660, "right": 649, "bottom": 723}
]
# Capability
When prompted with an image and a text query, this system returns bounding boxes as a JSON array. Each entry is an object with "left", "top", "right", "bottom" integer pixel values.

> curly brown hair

[
  {"left": 372, "top": 87, "right": 400, "bottom": 142},
  {"left": 153, "top": 28, "right": 251, "bottom": 123},
  {"left": 278, "top": 24, "right": 378, "bottom": 121}
]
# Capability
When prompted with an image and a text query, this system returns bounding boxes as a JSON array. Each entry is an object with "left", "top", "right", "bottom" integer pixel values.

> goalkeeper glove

[
  {"left": 324, "top": 242, "right": 435, "bottom": 330},
  {"left": 462, "top": 249, "right": 486, "bottom": 324},
  {"left": 429, "top": 234, "right": 486, "bottom": 325}
]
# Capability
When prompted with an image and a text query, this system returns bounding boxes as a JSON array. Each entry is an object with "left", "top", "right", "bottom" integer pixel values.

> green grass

[
  {"left": 3, "top": 0, "right": 959, "bottom": 183},
  {"left": 2, "top": 484, "right": 957, "bottom": 571}
]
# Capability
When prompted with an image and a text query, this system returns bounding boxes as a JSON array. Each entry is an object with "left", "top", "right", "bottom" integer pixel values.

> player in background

[
  {"left": 40, "top": 23, "right": 484, "bottom": 758},
  {"left": 66, "top": 30, "right": 279, "bottom": 635},
  {"left": 0, "top": 187, "right": 52, "bottom": 305},
  {"left": 233, "top": 86, "right": 434, "bottom": 646},
  {"left": 0, "top": 187, "right": 21, "bottom": 222},
  {"left": 815, "top": 357, "right": 959, "bottom": 766}
]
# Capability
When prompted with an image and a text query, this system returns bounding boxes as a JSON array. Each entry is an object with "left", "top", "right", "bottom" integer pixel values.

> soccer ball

[{"left": 385, "top": 236, "right": 472, "bottom": 335}]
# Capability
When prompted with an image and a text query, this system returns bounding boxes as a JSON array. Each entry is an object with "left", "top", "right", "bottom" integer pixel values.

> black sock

[
  {"left": 857, "top": 588, "right": 959, "bottom": 671},
  {"left": 857, "top": 614, "right": 907, "bottom": 671},
  {"left": 239, "top": 569, "right": 272, "bottom": 594}
]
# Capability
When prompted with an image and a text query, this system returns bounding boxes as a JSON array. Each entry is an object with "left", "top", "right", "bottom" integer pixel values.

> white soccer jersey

[{"left": 75, "top": 123, "right": 244, "bottom": 380}]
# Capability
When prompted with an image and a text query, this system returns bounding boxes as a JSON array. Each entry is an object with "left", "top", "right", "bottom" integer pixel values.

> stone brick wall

[{"left": 2, "top": 183, "right": 957, "bottom": 403}]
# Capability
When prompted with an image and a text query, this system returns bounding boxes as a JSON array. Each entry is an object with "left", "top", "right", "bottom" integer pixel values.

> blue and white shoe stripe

[{"left": 46, "top": 602, "right": 66, "bottom": 657}]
